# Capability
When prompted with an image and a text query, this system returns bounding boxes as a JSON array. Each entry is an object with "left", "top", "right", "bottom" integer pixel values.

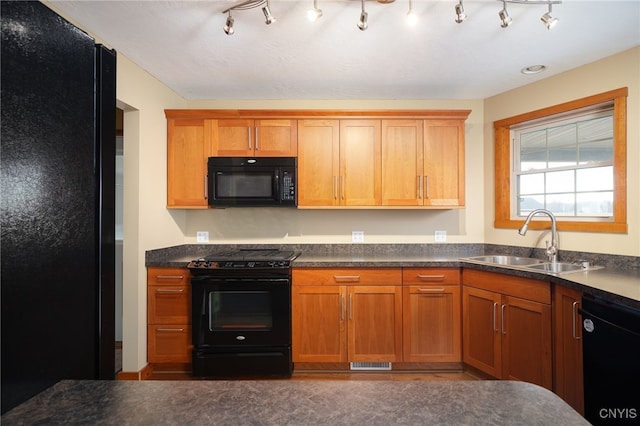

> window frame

[{"left": 494, "top": 88, "right": 627, "bottom": 233}]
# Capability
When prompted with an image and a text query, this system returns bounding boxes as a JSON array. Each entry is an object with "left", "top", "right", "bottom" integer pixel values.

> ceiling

[{"left": 48, "top": 0, "right": 640, "bottom": 100}]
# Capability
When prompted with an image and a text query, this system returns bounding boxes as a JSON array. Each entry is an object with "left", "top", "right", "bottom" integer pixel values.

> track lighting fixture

[
  {"left": 357, "top": 0, "right": 368, "bottom": 31},
  {"left": 540, "top": 4, "right": 558, "bottom": 30},
  {"left": 454, "top": 1, "right": 467, "bottom": 24},
  {"left": 406, "top": 0, "right": 417, "bottom": 26},
  {"left": 307, "top": 0, "right": 323, "bottom": 22},
  {"left": 223, "top": 12, "right": 234, "bottom": 35},
  {"left": 218, "top": 0, "right": 561, "bottom": 37},
  {"left": 262, "top": 1, "right": 276, "bottom": 25},
  {"left": 498, "top": 1, "right": 512, "bottom": 28}
]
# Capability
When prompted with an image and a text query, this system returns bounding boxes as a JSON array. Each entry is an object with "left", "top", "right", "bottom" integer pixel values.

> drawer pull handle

[
  {"left": 157, "top": 328, "right": 184, "bottom": 332},
  {"left": 156, "top": 288, "right": 185, "bottom": 293},
  {"left": 156, "top": 275, "right": 184, "bottom": 280},
  {"left": 493, "top": 302, "right": 498, "bottom": 332},
  {"left": 501, "top": 304, "right": 506, "bottom": 335},
  {"left": 417, "top": 274, "right": 445, "bottom": 281},
  {"left": 418, "top": 288, "right": 445, "bottom": 293},
  {"left": 333, "top": 275, "right": 361, "bottom": 283}
]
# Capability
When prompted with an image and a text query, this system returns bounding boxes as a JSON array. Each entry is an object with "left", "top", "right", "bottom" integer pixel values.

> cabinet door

[
  {"left": 167, "top": 119, "right": 210, "bottom": 208},
  {"left": 462, "top": 285, "right": 501, "bottom": 378},
  {"left": 292, "top": 285, "right": 347, "bottom": 363},
  {"left": 381, "top": 120, "right": 424, "bottom": 206},
  {"left": 348, "top": 285, "right": 402, "bottom": 362},
  {"left": 501, "top": 295, "right": 552, "bottom": 389},
  {"left": 297, "top": 120, "right": 340, "bottom": 206},
  {"left": 340, "top": 120, "right": 381, "bottom": 206},
  {"left": 254, "top": 119, "right": 297, "bottom": 156},
  {"left": 423, "top": 120, "right": 465, "bottom": 206},
  {"left": 553, "top": 285, "right": 584, "bottom": 413},
  {"left": 211, "top": 119, "right": 254, "bottom": 156},
  {"left": 403, "top": 284, "right": 461, "bottom": 362}
]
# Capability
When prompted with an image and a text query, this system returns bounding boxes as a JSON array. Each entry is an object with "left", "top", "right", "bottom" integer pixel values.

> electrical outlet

[
  {"left": 196, "top": 231, "right": 209, "bottom": 243},
  {"left": 352, "top": 231, "right": 364, "bottom": 243},
  {"left": 434, "top": 230, "right": 447, "bottom": 242}
]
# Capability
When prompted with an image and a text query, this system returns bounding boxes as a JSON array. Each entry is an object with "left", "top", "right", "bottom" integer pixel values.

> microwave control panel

[{"left": 281, "top": 170, "right": 295, "bottom": 201}]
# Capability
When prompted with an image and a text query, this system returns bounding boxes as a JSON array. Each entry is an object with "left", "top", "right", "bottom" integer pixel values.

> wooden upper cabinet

[
  {"left": 340, "top": 120, "right": 381, "bottom": 206},
  {"left": 297, "top": 119, "right": 340, "bottom": 206},
  {"left": 297, "top": 119, "right": 381, "bottom": 207},
  {"left": 381, "top": 120, "right": 424, "bottom": 206},
  {"left": 423, "top": 120, "right": 465, "bottom": 207},
  {"left": 166, "top": 119, "right": 211, "bottom": 208},
  {"left": 165, "top": 109, "right": 469, "bottom": 209},
  {"left": 379, "top": 118, "right": 467, "bottom": 208},
  {"left": 211, "top": 119, "right": 297, "bottom": 157}
]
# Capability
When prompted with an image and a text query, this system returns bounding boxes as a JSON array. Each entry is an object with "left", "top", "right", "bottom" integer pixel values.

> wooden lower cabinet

[
  {"left": 462, "top": 269, "right": 552, "bottom": 390},
  {"left": 147, "top": 267, "right": 192, "bottom": 363},
  {"left": 292, "top": 268, "right": 402, "bottom": 363},
  {"left": 402, "top": 268, "right": 461, "bottom": 362},
  {"left": 553, "top": 285, "right": 584, "bottom": 415}
]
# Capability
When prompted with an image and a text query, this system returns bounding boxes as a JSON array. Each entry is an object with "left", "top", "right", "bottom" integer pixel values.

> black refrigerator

[{"left": 1, "top": 1, "right": 116, "bottom": 413}]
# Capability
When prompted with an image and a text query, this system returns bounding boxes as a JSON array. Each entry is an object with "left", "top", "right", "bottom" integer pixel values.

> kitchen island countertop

[{"left": 1, "top": 379, "right": 589, "bottom": 425}]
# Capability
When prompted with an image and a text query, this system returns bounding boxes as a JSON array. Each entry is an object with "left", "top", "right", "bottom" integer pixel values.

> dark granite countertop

[
  {"left": 145, "top": 244, "right": 640, "bottom": 308},
  {"left": 1, "top": 379, "right": 589, "bottom": 425}
]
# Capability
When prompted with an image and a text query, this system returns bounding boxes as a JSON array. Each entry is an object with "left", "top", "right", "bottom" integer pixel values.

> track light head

[
  {"left": 307, "top": 0, "right": 322, "bottom": 22},
  {"left": 357, "top": 10, "right": 368, "bottom": 31},
  {"left": 223, "top": 13, "right": 234, "bottom": 35},
  {"left": 540, "top": 5, "right": 558, "bottom": 30},
  {"left": 307, "top": 8, "right": 323, "bottom": 22},
  {"left": 262, "top": 4, "right": 276, "bottom": 25},
  {"left": 357, "top": 0, "right": 368, "bottom": 31},
  {"left": 455, "top": 1, "right": 467, "bottom": 24},
  {"left": 498, "top": 4, "right": 512, "bottom": 28}
]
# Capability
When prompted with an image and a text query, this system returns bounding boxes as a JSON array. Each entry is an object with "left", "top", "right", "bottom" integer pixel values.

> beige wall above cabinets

[{"left": 165, "top": 110, "right": 470, "bottom": 210}]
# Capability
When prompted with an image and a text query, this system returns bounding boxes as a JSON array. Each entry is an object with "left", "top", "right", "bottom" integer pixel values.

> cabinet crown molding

[{"left": 165, "top": 109, "right": 471, "bottom": 120}]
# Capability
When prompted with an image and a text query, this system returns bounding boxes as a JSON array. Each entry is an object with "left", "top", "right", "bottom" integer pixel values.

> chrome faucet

[{"left": 518, "top": 208, "right": 558, "bottom": 263}]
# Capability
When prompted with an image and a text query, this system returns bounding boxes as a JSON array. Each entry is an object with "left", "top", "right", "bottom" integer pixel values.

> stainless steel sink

[
  {"left": 525, "top": 262, "right": 585, "bottom": 275},
  {"left": 464, "top": 255, "right": 545, "bottom": 266}
]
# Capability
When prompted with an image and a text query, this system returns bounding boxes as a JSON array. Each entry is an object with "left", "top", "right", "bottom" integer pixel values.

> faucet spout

[{"left": 518, "top": 208, "right": 558, "bottom": 263}]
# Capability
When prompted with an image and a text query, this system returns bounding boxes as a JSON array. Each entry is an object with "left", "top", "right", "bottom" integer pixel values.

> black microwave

[{"left": 207, "top": 157, "right": 297, "bottom": 207}]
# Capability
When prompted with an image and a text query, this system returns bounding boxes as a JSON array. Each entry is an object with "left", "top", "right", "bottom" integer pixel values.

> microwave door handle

[{"left": 274, "top": 170, "right": 280, "bottom": 201}]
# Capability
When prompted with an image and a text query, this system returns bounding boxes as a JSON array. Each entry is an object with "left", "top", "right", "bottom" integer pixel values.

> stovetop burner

[{"left": 188, "top": 249, "right": 299, "bottom": 270}]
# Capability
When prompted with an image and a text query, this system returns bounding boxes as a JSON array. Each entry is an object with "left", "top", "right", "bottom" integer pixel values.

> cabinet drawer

[
  {"left": 148, "top": 285, "right": 190, "bottom": 324},
  {"left": 147, "top": 267, "right": 189, "bottom": 286},
  {"left": 147, "top": 325, "right": 192, "bottom": 363},
  {"left": 403, "top": 268, "right": 460, "bottom": 285},
  {"left": 462, "top": 269, "right": 551, "bottom": 305},
  {"left": 293, "top": 268, "right": 402, "bottom": 285}
]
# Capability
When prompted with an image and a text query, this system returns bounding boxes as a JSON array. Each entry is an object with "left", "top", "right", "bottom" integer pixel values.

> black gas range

[{"left": 187, "top": 249, "right": 298, "bottom": 378}]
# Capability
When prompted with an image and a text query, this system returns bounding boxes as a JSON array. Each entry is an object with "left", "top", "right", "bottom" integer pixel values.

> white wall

[
  {"left": 115, "top": 55, "right": 188, "bottom": 372},
  {"left": 484, "top": 47, "right": 640, "bottom": 257}
]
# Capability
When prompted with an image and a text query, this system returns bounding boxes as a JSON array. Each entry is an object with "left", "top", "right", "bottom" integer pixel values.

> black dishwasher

[{"left": 580, "top": 294, "right": 640, "bottom": 425}]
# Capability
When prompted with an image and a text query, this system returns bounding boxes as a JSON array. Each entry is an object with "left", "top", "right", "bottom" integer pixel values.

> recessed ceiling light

[{"left": 521, "top": 65, "right": 547, "bottom": 75}]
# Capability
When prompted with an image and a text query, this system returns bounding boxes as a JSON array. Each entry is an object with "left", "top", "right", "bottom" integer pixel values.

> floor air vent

[{"left": 350, "top": 362, "right": 392, "bottom": 371}]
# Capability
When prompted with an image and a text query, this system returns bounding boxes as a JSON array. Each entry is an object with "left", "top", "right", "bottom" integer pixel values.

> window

[{"left": 494, "top": 88, "right": 627, "bottom": 233}]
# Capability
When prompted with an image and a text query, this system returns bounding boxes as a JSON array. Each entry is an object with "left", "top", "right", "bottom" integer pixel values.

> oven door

[{"left": 191, "top": 276, "right": 291, "bottom": 348}]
